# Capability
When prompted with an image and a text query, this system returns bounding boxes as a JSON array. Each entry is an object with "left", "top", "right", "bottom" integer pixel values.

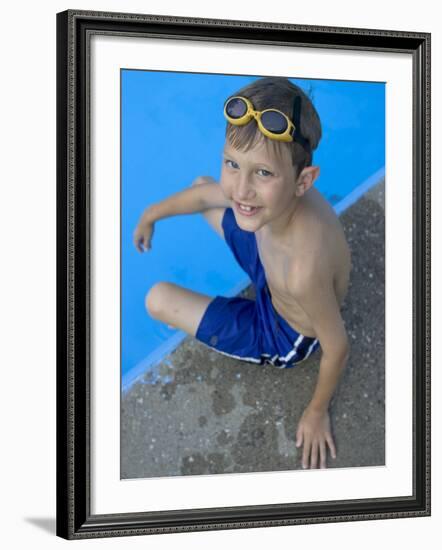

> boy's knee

[{"left": 145, "top": 282, "right": 172, "bottom": 317}]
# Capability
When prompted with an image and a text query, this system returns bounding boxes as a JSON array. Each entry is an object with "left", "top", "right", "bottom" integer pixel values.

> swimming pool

[{"left": 122, "top": 71, "right": 385, "bottom": 391}]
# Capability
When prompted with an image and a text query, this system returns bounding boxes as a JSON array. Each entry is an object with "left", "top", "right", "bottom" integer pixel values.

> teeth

[{"left": 239, "top": 204, "right": 254, "bottom": 212}]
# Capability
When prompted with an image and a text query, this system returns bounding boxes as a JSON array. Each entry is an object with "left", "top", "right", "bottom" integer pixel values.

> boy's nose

[{"left": 236, "top": 175, "right": 256, "bottom": 201}]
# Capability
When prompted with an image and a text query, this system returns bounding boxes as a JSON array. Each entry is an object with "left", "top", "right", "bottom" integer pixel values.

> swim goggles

[{"left": 223, "top": 95, "right": 311, "bottom": 152}]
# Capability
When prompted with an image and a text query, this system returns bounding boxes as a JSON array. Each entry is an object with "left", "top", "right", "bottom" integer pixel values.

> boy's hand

[
  {"left": 295, "top": 406, "right": 336, "bottom": 469},
  {"left": 133, "top": 211, "right": 155, "bottom": 253}
]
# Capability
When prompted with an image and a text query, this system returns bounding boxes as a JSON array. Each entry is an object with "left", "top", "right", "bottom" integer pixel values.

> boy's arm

[
  {"left": 289, "top": 266, "right": 349, "bottom": 469},
  {"left": 133, "top": 177, "right": 231, "bottom": 251}
]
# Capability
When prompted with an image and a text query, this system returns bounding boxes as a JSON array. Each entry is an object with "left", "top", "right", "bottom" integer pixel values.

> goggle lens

[
  {"left": 260, "top": 110, "right": 288, "bottom": 134},
  {"left": 225, "top": 98, "right": 248, "bottom": 118}
]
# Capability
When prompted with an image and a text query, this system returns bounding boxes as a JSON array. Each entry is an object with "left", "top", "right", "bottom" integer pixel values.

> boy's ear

[{"left": 295, "top": 166, "right": 320, "bottom": 197}]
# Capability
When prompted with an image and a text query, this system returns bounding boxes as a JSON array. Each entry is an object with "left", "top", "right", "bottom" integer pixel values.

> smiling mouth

[{"left": 235, "top": 202, "right": 262, "bottom": 216}]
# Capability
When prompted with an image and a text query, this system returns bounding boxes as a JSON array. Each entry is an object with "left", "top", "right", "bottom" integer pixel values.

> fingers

[
  {"left": 300, "top": 437, "right": 333, "bottom": 469},
  {"left": 325, "top": 433, "right": 337, "bottom": 460},
  {"left": 133, "top": 230, "right": 142, "bottom": 252},
  {"left": 295, "top": 427, "right": 303, "bottom": 449},
  {"left": 298, "top": 425, "right": 315, "bottom": 469},
  {"left": 135, "top": 237, "right": 145, "bottom": 252},
  {"left": 301, "top": 438, "right": 311, "bottom": 469},
  {"left": 319, "top": 440, "right": 327, "bottom": 469},
  {"left": 133, "top": 233, "right": 152, "bottom": 253},
  {"left": 135, "top": 223, "right": 154, "bottom": 252},
  {"left": 310, "top": 441, "right": 319, "bottom": 469},
  {"left": 297, "top": 412, "right": 337, "bottom": 470}
]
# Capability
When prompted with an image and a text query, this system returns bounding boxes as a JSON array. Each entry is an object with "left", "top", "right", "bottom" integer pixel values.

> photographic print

[{"left": 121, "top": 70, "right": 386, "bottom": 479}]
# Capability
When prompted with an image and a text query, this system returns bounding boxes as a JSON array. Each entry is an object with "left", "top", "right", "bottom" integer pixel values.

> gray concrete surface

[{"left": 121, "top": 180, "right": 385, "bottom": 478}]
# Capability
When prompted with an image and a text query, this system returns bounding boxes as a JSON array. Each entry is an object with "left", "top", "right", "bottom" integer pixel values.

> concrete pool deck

[{"left": 121, "top": 179, "right": 385, "bottom": 478}]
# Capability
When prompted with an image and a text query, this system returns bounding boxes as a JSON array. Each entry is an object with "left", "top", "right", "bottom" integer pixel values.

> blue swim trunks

[{"left": 195, "top": 207, "right": 320, "bottom": 368}]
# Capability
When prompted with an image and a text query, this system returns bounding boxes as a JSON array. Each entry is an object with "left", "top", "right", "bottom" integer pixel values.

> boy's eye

[
  {"left": 225, "top": 159, "right": 239, "bottom": 169},
  {"left": 257, "top": 168, "right": 273, "bottom": 177}
]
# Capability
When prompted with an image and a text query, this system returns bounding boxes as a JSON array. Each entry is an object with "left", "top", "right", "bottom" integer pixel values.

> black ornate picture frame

[{"left": 56, "top": 9, "right": 430, "bottom": 539}]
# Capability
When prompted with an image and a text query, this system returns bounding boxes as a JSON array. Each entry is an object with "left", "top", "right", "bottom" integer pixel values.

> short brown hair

[{"left": 225, "top": 77, "right": 322, "bottom": 174}]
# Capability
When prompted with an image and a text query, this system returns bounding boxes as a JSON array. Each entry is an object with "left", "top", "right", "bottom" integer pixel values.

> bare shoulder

[
  {"left": 286, "top": 245, "right": 333, "bottom": 300},
  {"left": 287, "top": 197, "right": 344, "bottom": 299}
]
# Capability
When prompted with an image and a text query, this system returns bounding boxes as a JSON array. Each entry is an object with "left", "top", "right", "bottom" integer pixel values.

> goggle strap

[{"left": 291, "top": 95, "right": 311, "bottom": 155}]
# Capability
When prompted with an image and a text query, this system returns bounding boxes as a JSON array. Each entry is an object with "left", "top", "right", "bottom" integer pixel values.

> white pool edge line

[
  {"left": 122, "top": 166, "right": 385, "bottom": 394},
  {"left": 334, "top": 166, "right": 385, "bottom": 216}
]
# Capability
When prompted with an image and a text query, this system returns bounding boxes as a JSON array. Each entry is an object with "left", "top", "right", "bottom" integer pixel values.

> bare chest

[
  {"left": 255, "top": 229, "right": 350, "bottom": 338},
  {"left": 256, "top": 241, "right": 291, "bottom": 294},
  {"left": 255, "top": 238, "right": 314, "bottom": 334}
]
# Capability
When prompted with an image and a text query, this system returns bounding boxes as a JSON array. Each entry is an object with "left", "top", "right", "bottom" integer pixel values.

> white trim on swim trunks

[
  {"left": 278, "top": 334, "right": 304, "bottom": 364},
  {"left": 200, "top": 345, "right": 288, "bottom": 367},
  {"left": 198, "top": 335, "right": 319, "bottom": 368},
  {"left": 292, "top": 338, "right": 319, "bottom": 364},
  {"left": 203, "top": 345, "right": 263, "bottom": 364},
  {"left": 275, "top": 335, "right": 319, "bottom": 367}
]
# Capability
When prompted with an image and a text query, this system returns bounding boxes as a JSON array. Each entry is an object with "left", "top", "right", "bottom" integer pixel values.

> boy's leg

[
  {"left": 191, "top": 179, "right": 226, "bottom": 240},
  {"left": 145, "top": 282, "right": 213, "bottom": 337}
]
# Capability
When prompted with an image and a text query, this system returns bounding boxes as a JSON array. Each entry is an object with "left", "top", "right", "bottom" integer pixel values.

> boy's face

[{"left": 220, "top": 138, "right": 301, "bottom": 233}]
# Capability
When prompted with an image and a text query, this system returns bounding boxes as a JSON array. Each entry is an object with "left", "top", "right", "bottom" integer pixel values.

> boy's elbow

[{"left": 322, "top": 336, "right": 349, "bottom": 366}]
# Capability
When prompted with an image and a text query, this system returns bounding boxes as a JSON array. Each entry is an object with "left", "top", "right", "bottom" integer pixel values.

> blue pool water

[{"left": 122, "top": 71, "right": 385, "bottom": 391}]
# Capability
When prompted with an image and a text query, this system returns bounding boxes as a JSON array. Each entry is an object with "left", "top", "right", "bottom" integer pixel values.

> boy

[{"left": 133, "top": 77, "right": 351, "bottom": 469}]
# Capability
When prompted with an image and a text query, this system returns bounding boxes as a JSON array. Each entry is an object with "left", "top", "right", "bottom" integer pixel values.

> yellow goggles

[{"left": 223, "top": 95, "right": 310, "bottom": 152}]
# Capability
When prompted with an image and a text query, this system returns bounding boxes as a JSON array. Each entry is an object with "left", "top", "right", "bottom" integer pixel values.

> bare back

[{"left": 255, "top": 187, "right": 351, "bottom": 338}]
